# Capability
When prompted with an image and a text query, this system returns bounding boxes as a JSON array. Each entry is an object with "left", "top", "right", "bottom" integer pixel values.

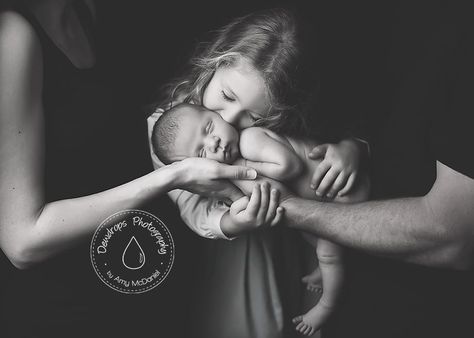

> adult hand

[
  {"left": 173, "top": 157, "right": 257, "bottom": 203},
  {"left": 233, "top": 174, "right": 295, "bottom": 202},
  {"left": 221, "top": 182, "right": 285, "bottom": 237}
]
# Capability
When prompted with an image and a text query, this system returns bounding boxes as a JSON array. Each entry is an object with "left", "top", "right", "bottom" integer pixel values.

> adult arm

[
  {"left": 148, "top": 110, "right": 241, "bottom": 240},
  {"left": 283, "top": 161, "right": 474, "bottom": 269},
  {"left": 0, "top": 11, "right": 254, "bottom": 269}
]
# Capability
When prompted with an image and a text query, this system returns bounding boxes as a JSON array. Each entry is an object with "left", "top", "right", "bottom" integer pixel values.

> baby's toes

[{"left": 292, "top": 315, "right": 303, "bottom": 324}]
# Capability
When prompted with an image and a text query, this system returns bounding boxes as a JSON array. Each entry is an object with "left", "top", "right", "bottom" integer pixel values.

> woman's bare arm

[{"left": 0, "top": 11, "right": 255, "bottom": 269}]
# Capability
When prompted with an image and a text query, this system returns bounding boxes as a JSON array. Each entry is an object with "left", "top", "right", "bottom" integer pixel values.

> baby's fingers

[
  {"left": 337, "top": 172, "right": 357, "bottom": 197},
  {"left": 326, "top": 172, "right": 349, "bottom": 198}
]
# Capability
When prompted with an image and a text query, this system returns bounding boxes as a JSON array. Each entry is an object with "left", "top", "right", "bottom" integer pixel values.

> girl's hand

[
  {"left": 308, "top": 139, "right": 363, "bottom": 198},
  {"left": 221, "top": 182, "right": 284, "bottom": 237},
  {"left": 172, "top": 157, "right": 257, "bottom": 203}
]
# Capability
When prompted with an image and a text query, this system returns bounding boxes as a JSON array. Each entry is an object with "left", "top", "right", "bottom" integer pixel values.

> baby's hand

[
  {"left": 221, "top": 182, "right": 284, "bottom": 237},
  {"left": 308, "top": 139, "right": 362, "bottom": 198}
]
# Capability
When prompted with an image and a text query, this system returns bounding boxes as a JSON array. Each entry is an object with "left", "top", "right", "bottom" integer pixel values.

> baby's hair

[
  {"left": 157, "top": 8, "right": 318, "bottom": 137},
  {"left": 151, "top": 103, "right": 193, "bottom": 165}
]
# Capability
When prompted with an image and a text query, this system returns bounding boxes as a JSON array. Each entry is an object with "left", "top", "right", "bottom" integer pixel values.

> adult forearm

[
  {"left": 7, "top": 166, "right": 177, "bottom": 269},
  {"left": 282, "top": 196, "right": 461, "bottom": 267}
]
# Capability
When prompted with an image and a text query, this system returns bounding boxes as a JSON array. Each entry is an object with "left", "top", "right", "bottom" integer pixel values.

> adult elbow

[
  {"left": 439, "top": 239, "right": 473, "bottom": 270},
  {"left": 1, "top": 237, "right": 38, "bottom": 270}
]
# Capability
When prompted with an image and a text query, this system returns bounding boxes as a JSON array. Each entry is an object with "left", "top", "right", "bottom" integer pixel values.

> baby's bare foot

[
  {"left": 302, "top": 268, "right": 322, "bottom": 293},
  {"left": 292, "top": 315, "right": 316, "bottom": 336}
]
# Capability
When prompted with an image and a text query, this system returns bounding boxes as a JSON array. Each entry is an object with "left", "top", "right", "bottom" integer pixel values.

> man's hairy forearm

[{"left": 282, "top": 196, "right": 465, "bottom": 267}]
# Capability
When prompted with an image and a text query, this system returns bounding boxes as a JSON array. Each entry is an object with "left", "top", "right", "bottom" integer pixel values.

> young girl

[{"left": 147, "top": 8, "right": 367, "bottom": 337}]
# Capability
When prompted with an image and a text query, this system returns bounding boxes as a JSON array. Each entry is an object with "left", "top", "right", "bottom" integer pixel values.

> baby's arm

[
  {"left": 239, "top": 127, "right": 303, "bottom": 181},
  {"left": 148, "top": 113, "right": 283, "bottom": 240}
]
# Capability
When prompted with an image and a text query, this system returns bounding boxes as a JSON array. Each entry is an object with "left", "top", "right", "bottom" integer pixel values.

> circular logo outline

[{"left": 90, "top": 209, "right": 175, "bottom": 294}]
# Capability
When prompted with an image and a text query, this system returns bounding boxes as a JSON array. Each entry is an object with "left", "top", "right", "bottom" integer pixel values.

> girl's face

[{"left": 202, "top": 58, "right": 270, "bottom": 130}]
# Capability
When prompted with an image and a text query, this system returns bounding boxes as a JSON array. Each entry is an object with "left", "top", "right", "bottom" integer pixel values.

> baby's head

[{"left": 152, "top": 103, "right": 240, "bottom": 165}]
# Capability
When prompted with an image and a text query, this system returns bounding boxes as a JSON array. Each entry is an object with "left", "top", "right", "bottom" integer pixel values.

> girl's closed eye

[
  {"left": 221, "top": 90, "right": 235, "bottom": 102},
  {"left": 247, "top": 111, "right": 259, "bottom": 122}
]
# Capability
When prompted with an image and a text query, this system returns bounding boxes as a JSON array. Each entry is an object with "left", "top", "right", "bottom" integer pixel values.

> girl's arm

[
  {"left": 239, "top": 127, "right": 303, "bottom": 181},
  {"left": 308, "top": 138, "right": 368, "bottom": 198},
  {"left": 0, "top": 11, "right": 255, "bottom": 268}
]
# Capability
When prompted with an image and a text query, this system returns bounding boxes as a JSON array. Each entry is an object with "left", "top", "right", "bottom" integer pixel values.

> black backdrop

[{"left": 0, "top": 1, "right": 397, "bottom": 336}]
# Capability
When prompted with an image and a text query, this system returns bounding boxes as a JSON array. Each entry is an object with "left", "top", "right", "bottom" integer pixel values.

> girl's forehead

[{"left": 219, "top": 59, "right": 270, "bottom": 109}]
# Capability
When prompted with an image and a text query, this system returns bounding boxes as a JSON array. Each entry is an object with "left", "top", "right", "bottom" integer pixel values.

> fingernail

[
  {"left": 316, "top": 191, "right": 322, "bottom": 196},
  {"left": 310, "top": 184, "right": 316, "bottom": 190},
  {"left": 247, "top": 169, "right": 257, "bottom": 179}
]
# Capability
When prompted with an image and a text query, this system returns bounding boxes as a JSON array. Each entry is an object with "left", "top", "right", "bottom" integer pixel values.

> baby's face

[{"left": 170, "top": 106, "right": 240, "bottom": 164}]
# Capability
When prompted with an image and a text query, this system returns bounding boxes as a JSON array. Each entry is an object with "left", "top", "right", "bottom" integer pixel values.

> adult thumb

[{"left": 221, "top": 165, "right": 257, "bottom": 180}]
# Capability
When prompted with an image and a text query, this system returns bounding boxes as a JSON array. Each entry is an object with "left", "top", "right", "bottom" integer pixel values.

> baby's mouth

[{"left": 221, "top": 144, "right": 231, "bottom": 162}]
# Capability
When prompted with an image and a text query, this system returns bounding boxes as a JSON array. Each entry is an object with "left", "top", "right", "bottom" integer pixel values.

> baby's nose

[{"left": 205, "top": 135, "right": 220, "bottom": 152}]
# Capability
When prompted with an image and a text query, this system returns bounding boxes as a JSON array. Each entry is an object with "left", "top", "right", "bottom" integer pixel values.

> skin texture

[
  {"left": 202, "top": 58, "right": 270, "bottom": 129},
  {"left": 167, "top": 104, "right": 240, "bottom": 164},
  {"left": 0, "top": 8, "right": 258, "bottom": 269},
  {"left": 282, "top": 161, "right": 474, "bottom": 270}
]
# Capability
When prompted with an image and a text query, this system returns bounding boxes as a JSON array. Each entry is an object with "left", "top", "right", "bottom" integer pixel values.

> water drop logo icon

[
  {"left": 122, "top": 236, "right": 146, "bottom": 270},
  {"left": 91, "top": 210, "right": 174, "bottom": 294}
]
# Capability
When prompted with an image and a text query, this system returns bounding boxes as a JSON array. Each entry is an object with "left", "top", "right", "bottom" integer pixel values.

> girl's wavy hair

[{"left": 157, "top": 8, "right": 319, "bottom": 137}]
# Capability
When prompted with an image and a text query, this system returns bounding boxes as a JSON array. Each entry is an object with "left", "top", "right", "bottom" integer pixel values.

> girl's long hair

[{"left": 157, "top": 8, "right": 320, "bottom": 137}]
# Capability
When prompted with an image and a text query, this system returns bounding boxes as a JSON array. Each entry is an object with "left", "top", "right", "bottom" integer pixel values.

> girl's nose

[
  {"left": 205, "top": 135, "right": 220, "bottom": 152},
  {"left": 219, "top": 109, "right": 242, "bottom": 127}
]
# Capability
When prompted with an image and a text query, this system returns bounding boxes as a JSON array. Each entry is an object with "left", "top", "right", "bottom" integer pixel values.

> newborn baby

[{"left": 151, "top": 103, "right": 366, "bottom": 335}]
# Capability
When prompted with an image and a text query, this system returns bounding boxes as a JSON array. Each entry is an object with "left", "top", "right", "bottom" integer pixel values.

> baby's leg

[
  {"left": 300, "top": 232, "right": 322, "bottom": 292},
  {"left": 293, "top": 237, "right": 344, "bottom": 336}
]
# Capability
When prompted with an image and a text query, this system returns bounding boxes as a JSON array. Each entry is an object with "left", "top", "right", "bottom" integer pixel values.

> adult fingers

[
  {"left": 310, "top": 161, "right": 331, "bottom": 190},
  {"left": 246, "top": 184, "right": 261, "bottom": 217},
  {"left": 230, "top": 195, "right": 250, "bottom": 214},
  {"left": 270, "top": 207, "right": 284, "bottom": 226},
  {"left": 216, "top": 163, "right": 257, "bottom": 180},
  {"left": 308, "top": 144, "right": 328, "bottom": 160},
  {"left": 326, "top": 172, "right": 349, "bottom": 198},
  {"left": 338, "top": 172, "right": 357, "bottom": 196},
  {"left": 256, "top": 182, "right": 270, "bottom": 223},
  {"left": 265, "top": 188, "right": 280, "bottom": 223},
  {"left": 316, "top": 167, "right": 338, "bottom": 197}
]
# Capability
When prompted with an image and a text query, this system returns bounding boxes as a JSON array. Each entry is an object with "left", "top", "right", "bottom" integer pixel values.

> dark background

[{"left": 0, "top": 0, "right": 408, "bottom": 336}]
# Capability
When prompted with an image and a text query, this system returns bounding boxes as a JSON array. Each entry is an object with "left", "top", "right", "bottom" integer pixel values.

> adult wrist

[
  {"left": 165, "top": 161, "right": 189, "bottom": 190},
  {"left": 154, "top": 162, "right": 184, "bottom": 191}
]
